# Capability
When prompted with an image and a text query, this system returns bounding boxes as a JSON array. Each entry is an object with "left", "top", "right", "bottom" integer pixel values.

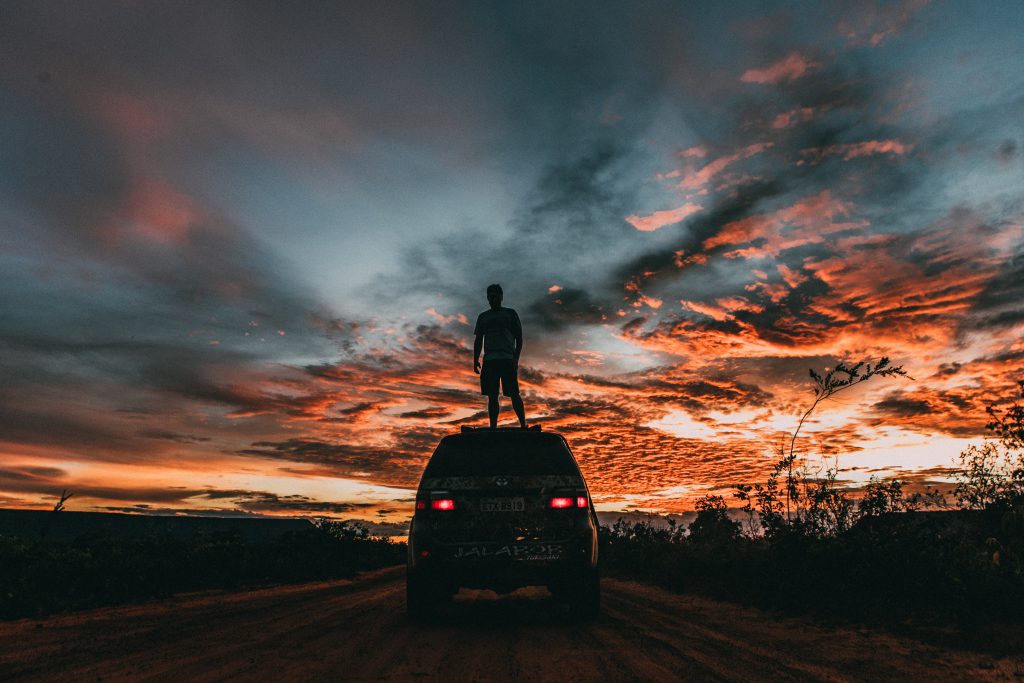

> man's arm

[
  {"left": 513, "top": 312, "right": 523, "bottom": 364},
  {"left": 473, "top": 334, "right": 482, "bottom": 373}
]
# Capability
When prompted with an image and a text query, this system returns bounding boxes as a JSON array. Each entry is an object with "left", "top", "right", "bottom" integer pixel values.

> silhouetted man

[{"left": 473, "top": 284, "right": 527, "bottom": 429}]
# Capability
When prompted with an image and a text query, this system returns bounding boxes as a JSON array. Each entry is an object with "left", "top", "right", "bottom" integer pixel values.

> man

[{"left": 473, "top": 283, "right": 527, "bottom": 429}]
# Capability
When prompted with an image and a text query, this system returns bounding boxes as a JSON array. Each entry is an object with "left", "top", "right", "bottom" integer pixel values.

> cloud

[
  {"left": 802, "top": 139, "right": 912, "bottom": 162},
  {"left": 227, "top": 491, "right": 366, "bottom": 515},
  {"left": 396, "top": 407, "right": 452, "bottom": 420},
  {"left": 740, "top": 53, "right": 818, "bottom": 84},
  {"left": 771, "top": 107, "right": 816, "bottom": 130},
  {"left": 836, "top": 0, "right": 931, "bottom": 47},
  {"left": 1, "top": 0, "right": 1021, "bottom": 518},
  {"left": 240, "top": 437, "right": 431, "bottom": 488},
  {"left": 425, "top": 309, "right": 469, "bottom": 326},
  {"left": 528, "top": 287, "right": 609, "bottom": 330},
  {"left": 678, "top": 145, "right": 708, "bottom": 159},
  {"left": 676, "top": 143, "right": 773, "bottom": 191},
  {"left": 703, "top": 190, "right": 867, "bottom": 257},
  {"left": 626, "top": 203, "right": 703, "bottom": 232}
]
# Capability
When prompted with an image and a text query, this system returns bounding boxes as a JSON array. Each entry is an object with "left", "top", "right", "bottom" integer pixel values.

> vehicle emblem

[{"left": 495, "top": 476, "right": 509, "bottom": 487}]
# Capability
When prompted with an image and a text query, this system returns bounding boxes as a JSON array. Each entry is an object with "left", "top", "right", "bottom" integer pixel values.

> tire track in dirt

[{"left": 1, "top": 567, "right": 1021, "bottom": 682}]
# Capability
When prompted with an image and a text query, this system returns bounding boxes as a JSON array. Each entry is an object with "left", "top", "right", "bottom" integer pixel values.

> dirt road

[{"left": 1, "top": 566, "right": 1020, "bottom": 682}]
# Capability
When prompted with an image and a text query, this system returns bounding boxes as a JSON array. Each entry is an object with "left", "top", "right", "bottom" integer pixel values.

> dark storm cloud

[
  {"left": 536, "top": 397, "right": 634, "bottom": 424},
  {"left": 528, "top": 287, "right": 607, "bottom": 331},
  {"left": 100, "top": 495, "right": 372, "bottom": 517},
  {"left": 336, "top": 402, "right": 377, "bottom": 417},
  {"left": 396, "top": 407, "right": 452, "bottom": 420},
  {"left": 0, "top": 396, "right": 135, "bottom": 454},
  {"left": 562, "top": 369, "right": 774, "bottom": 410},
  {"left": 240, "top": 438, "right": 431, "bottom": 487},
  {"left": 97, "top": 506, "right": 261, "bottom": 518},
  {"left": 865, "top": 387, "right": 988, "bottom": 438},
  {"left": 872, "top": 394, "right": 934, "bottom": 417},
  {"left": 443, "top": 410, "right": 489, "bottom": 426},
  {"left": 966, "top": 247, "right": 1024, "bottom": 329},
  {"left": 137, "top": 430, "right": 212, "bottom": 444},
  {"left": 228, "top": 492, "right": 366, "bottom": 515},
  {"left": 0, "top": 466, "right": 67, "bottom": 484}
]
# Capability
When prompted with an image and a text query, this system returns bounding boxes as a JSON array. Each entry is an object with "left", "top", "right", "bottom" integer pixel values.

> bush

[
  {"left": 0, "top": 521, "right": 405, "bottom": 620},
  {"left": 601, "top": 510, "right": 1023, "bottom": 624},
  {"left": 601, "top": 364, "right": 1024, "bottom": 629}
]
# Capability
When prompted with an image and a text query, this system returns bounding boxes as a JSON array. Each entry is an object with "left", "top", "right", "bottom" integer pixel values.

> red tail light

[
  {"left": 415, "top": 500, "right": 427, "bottom": 510},
  {"left": 431, "top": 498, "right": 456, "bottom": 511},
  {"left": 550, "top": 495, "right": 589, "bottom": 509}
]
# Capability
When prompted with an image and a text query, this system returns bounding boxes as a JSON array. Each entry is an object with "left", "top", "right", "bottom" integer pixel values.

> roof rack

[{"left": 460, "top": 425, "right": 542, "bottom": 433}]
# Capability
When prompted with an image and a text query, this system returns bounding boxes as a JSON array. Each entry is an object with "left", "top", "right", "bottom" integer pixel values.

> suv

[{"left": 406, "top": 427, "right": 600, "bottom": 620}]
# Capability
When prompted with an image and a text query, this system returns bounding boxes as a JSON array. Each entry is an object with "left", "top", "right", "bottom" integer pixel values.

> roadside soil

[{"left": 1, "top": 566, "right": 1021, "bottom": 682}]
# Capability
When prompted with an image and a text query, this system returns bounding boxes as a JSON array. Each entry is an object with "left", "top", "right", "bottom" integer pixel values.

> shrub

[{"left": 0, "top": 521, "right": 405, "bottom": 620}]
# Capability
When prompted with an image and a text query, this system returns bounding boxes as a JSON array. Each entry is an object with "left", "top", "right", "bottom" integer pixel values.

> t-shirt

[{"left": 474, "top": 307, "right": 522, "bottom": 361}]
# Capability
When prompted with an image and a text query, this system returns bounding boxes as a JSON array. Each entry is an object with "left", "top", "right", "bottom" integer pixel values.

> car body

[{"left": 406, "top": 427, "right": 600, "bottom": 620}]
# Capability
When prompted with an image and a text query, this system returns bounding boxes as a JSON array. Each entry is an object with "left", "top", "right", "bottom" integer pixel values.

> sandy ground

[{"left": 1, "top": 566, "right": 1021, "bottom": 682}]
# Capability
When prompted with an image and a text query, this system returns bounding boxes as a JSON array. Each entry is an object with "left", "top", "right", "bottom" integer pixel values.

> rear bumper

[
  {"left": 410, "top": 553, "right": 595, "bottom": 592},
  {"left": 408, "top": 526, "right": 598, "bottom": 591}
]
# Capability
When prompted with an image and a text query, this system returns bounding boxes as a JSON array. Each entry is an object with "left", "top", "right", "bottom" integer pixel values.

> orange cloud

[
  {"left": 803, "top": 139, "right": 912, "bottom": 162},
  {"left": 740, "top": 53, "right": 818, "bottom": 84},
  {"left": 704, "top": 190, "right": 867, "bottom": 257},
  {"left": 626, "top": 203, "right": 704, "bottom": 232},
  {"left": 424, "top": 309, "right": 469, "bottom": 325},
  {"left": 677, "top": 143, "right": 773, "bottom": 191},
  {"left": 678, "top": 145, "right": 708, "bottom": 158},
  {"left": 122, "top": 177, "right": 198, "bottom": 245},
  {"left": 771, "top": 107, "right": 815, "bottom": 129}
]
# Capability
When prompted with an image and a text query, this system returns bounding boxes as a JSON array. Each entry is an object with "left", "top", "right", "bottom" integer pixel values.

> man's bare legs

[
  {"left": 487, "top": 393, "right": 527, "bottom": 428},
  {"left": 511, "top": 393, "right": 527, "bottom": 428},
  {"left": 488, "top": 394, "right": 499, "bottom": 429}
]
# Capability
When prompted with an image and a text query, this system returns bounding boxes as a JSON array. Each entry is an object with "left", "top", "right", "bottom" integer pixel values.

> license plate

[
  {"left": 480, "top": 497, "right": 525, "bottom": 512},
  {"left": 453, "top": 543, "right": 562, "bottom": 560}
]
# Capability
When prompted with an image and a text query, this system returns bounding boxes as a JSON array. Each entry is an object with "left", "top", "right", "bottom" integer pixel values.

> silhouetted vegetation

[
  {"left": 602, "top": 363, "right": 1024, "bottom": 638},
  {"left": 0, "top": 518, "right": 404, "bottom": 620}
]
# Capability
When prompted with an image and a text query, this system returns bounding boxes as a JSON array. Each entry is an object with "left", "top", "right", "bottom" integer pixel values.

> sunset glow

[{"left": 2, "top": 1, "right": 1023, "bottom": 532}]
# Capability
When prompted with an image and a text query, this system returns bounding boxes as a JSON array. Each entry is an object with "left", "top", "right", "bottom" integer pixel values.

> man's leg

[
  {"left": 488, "top": 394, "right": 499, "bottom": 428},
  {"left": 511, "top": 393, "right": 526, "bottom": 428}
]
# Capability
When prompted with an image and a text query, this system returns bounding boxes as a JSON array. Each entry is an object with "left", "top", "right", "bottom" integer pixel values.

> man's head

[{"left": 486, "top": 283, "right": 503, "bottom": 308}]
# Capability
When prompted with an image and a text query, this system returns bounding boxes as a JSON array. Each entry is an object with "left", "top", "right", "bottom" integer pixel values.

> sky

[{"left": 2, "top": 1, "right": 1023, "bottom": 529}]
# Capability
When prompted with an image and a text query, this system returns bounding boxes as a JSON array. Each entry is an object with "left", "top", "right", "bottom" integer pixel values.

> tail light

[
  {"left": 416, "top": 492, "right": 455, "bottom": 512},
  {"left": 549, "top": 495, "right": 588, "bottom": 509}
]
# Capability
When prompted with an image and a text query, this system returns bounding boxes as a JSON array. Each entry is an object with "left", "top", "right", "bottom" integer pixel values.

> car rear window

[{"left": 423, "top": 437, "right": 580, "bottom": 477}]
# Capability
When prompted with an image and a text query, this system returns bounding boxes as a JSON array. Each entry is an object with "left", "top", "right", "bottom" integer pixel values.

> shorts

[{"left": 480, "top": 359, "right": 519, "bottom": 397}]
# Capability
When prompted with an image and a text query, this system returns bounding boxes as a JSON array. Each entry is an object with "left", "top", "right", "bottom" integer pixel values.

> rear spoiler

[{"left": 461, "top": 425, "right": 542, "bottom": 433}]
